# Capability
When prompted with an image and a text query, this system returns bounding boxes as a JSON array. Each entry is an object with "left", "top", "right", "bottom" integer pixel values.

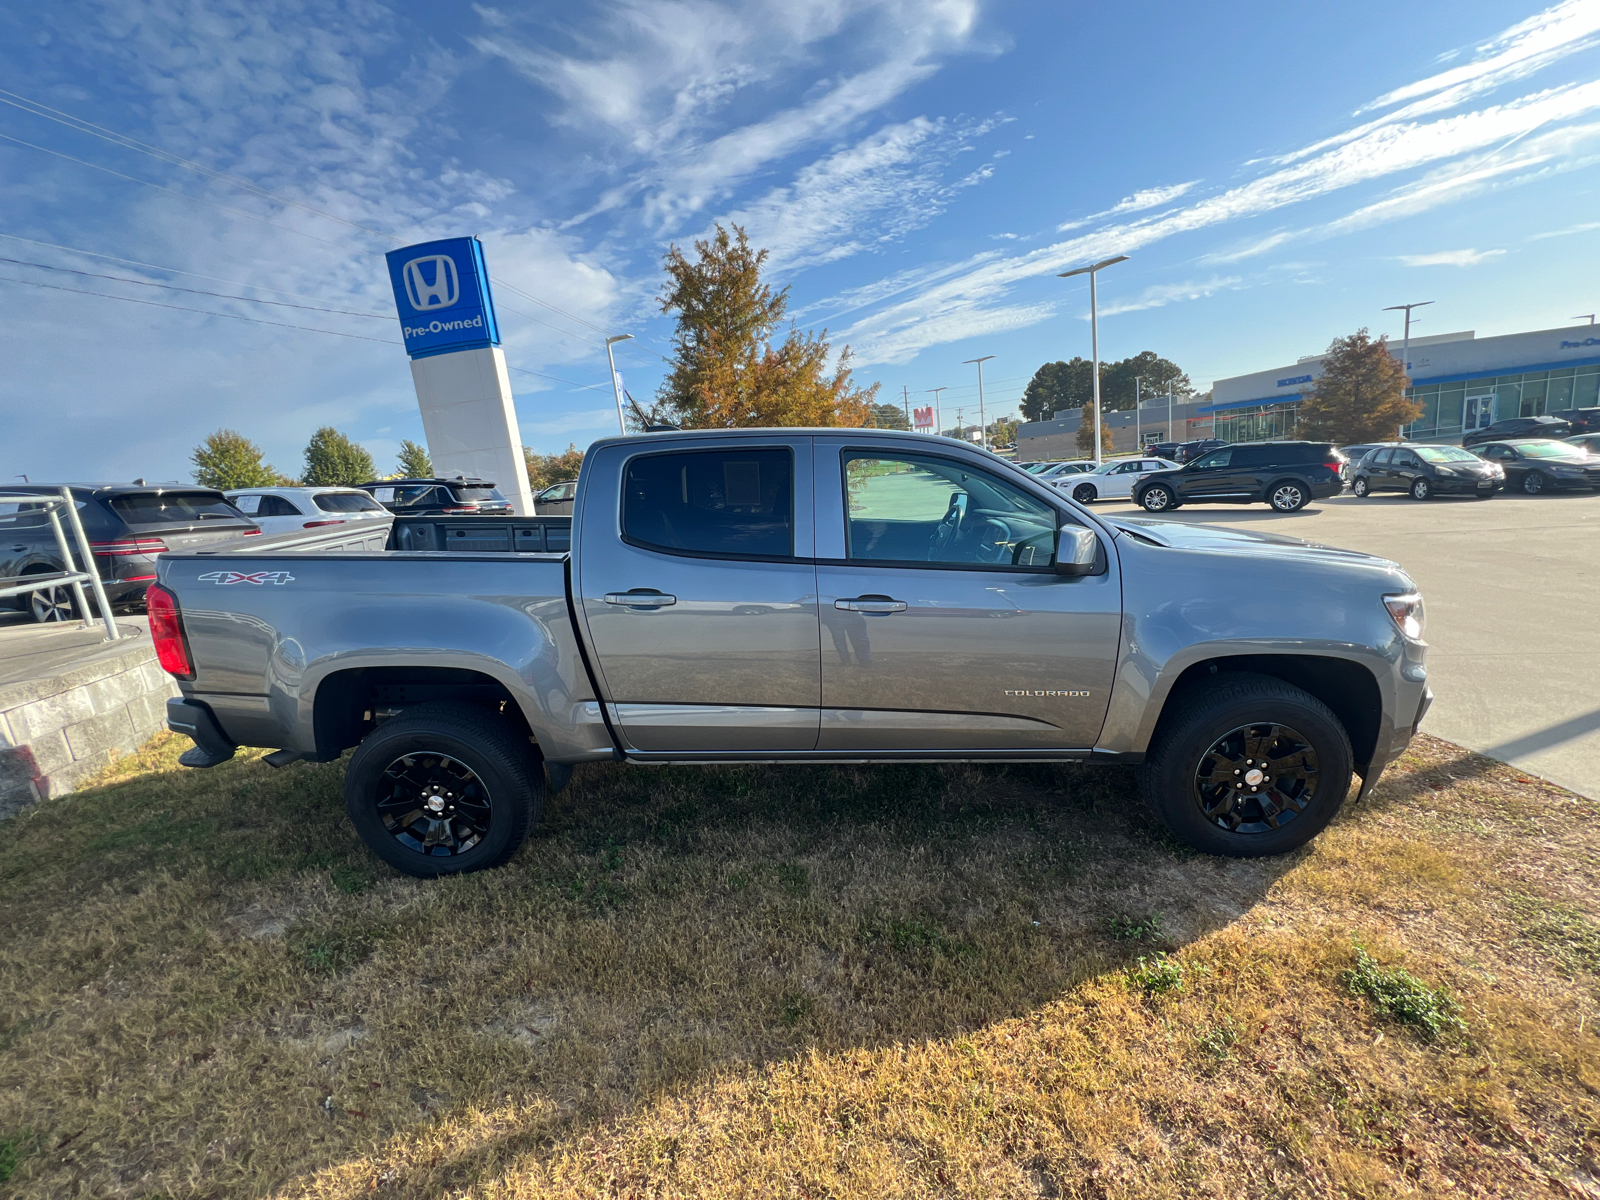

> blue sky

[{"left": 4, "top": 0, "right": 1600, "bottom": 483}]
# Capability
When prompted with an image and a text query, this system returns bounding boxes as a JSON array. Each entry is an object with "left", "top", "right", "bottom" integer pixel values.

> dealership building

[{"left": 1015, "top": 321, "right": 1600, "bottom": 459}]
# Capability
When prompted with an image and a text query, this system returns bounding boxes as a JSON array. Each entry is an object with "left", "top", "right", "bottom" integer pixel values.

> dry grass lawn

[{"left": 0, "top": 731, "right": 1597, "bottom": 1198}]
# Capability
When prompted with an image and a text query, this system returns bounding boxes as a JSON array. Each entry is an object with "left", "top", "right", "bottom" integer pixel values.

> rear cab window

[{"left": 622, "top": 448, "right": 793, "bottom": 559}]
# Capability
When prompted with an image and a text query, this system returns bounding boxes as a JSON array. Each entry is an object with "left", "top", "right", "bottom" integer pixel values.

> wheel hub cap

[
  {"left": 1193, "top": 722, "right": 1319, "bottom": 834},
  {"left": 376, "top": 752, "right": 491, "bottom": 857}
]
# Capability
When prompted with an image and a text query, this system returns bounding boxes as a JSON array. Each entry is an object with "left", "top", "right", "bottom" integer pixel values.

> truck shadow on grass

[{"left": 0, "top": 734, "right": 1545, "bottom": 1198}]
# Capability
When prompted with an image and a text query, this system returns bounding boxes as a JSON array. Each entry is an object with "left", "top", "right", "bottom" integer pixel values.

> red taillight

[
  {"left": 1326, "top": 461, "right": 1342, "bottom": 472},
  {"left": 123, "top": 574, "right": 158, "bottom": 582},
  {"left": 90, "top": 537, "right": 167, "bottom": 556},
  {"left": 302, "top": 519, "right": 347, "bottom": 528},
  {"left": 243, "top": 529, "right": 262, "bottom": 536},
  {"left": 146, "top": 584, "right": 194, "bottom": 679}
]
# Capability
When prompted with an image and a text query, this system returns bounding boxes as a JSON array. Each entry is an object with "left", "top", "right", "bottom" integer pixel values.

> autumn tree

[
  {"left": 396, "top": 438, "right": 432, "bottom": 478},
  {"left": 191, "top": 429, "right": 288, "bottom": 489},
  {"left": 1298, "top": 330, "right": 1422, "bottom": 443},
  {"left": 657, "top": 224, "right": 877, "bottom": 428},
  {"left": 524, "top": 443, "right": 585, "bottom": 493},
  {"left": 302, "top": 427, "right": 376, "bottom": 487},
  {"left": 1075, "top": 401, "right": 1116, "bottom": 457}
]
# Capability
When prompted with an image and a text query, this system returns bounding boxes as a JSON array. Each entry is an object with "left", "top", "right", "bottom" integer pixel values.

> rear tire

[
  {"left": 1268, "top": 481, "right": 1309, "bottom": 512},
  {"left": 1136, "top": 673, "right": 1353, "bottom": 858},
  {"left": 1352, "top": 477, "right": 1370, "bottom": 498},
  {"left": 1140, "top": 485, "right": 1178, "bottom": 513},
  {"left": 344, "top": 703, "right": 543, "bottom": 878},
  {"left": 28, "top": 582, "right": 76, "bottom": 623},
  {"left": 1410, "top": 478, "right": 1432, "bottom": 501},
  {"left": 1522, "top": 471, "right": 1546, "bottom": 495}
]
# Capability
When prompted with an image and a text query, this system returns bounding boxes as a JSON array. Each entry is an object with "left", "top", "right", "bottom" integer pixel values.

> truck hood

[{"left": 1106, "top": 515, "right": 1400, "bottom": 570}]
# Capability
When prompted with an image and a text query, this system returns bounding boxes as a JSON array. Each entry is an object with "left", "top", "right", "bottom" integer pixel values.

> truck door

[
  {"left": 813, "top": 441, "right": 1120, "bottom": 750},
  {"left": 575, "top": 438, "right": 821, "bottom": 753}
]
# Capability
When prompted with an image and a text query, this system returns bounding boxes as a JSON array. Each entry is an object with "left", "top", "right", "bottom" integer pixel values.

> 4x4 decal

[{"left": 198, "top": 570, "right": 295, "bottom": 586}]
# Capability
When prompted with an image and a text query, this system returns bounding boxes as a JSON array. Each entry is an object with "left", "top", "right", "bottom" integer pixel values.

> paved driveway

[{"left": 1087, "top": 488, "right": 1600, "bottom": 799}]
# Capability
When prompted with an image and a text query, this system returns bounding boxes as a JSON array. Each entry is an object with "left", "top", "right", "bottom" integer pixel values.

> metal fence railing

[{"left": 0, "top": 488, "right": 122, "bottom": 642}]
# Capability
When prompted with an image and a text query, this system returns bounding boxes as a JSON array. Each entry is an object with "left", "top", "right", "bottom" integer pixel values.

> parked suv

[
  {"left": 1132, "top": 442, "right": 1346, "bottom": 513},
  {"left": 357, "top": 476, "right": 512, "bottom": 515},
  {"left": 1350, "top": 444, "right": 1504, "bottom": 499},
  {"left": 534, "top": 480, "right": 577, "bottom": 516},
  {"left": 225, "top": 486, "right": 390, "bottom": 535},
  {"left": 1549, "top": 407, "right": 1600, "bottom": 435},
  {"left": 1462, "top": 415, "right": 1571, "bottom": 447},
  {"left": 1, "top": 485, "right": 258, "bottom": 621}
]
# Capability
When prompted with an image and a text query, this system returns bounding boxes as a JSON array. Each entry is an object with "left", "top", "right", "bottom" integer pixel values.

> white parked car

[
  {"left": 224, "top": 487, "right": 391, "bottom": 536},
  {"left": 1052, "top": 456, "right": 1182, "bottom": 503}
]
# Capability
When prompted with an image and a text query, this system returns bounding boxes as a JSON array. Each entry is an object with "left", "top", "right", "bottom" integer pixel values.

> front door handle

[
  {"left": 604, "top": 590, "right": 677, "bottom": 608},
  {"left": 835, "top": 596, "right": 908, "bottom": 614}
]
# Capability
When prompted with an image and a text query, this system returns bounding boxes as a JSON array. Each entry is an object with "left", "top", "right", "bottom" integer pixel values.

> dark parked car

[
  {"left": 1461, "top": 415, "right": 1571, "bottom": 447},
  {"left": 1132, "top": 441, "right": 1346, "bottom": 513},
  {"left": 1472, "top": 439, "right": 1600, "bottom": 494},
  {"left": 1549, "top": 407, "right": 1600, "bottom": 434},
  {"left": 1337, "top": 443, "right": 1387, "bottom": 480},
  {"left": 357, "top": 476, "right": 513, "bottom": 516},
  {"left": 534, "top": 480, "right": 577, "bottom": 516},
  {"left": 1, "top": 485, "right": 258, "bottom": 621},
  {"left": 1350, "top": 444, "right": 1504, "bottom": 500}
]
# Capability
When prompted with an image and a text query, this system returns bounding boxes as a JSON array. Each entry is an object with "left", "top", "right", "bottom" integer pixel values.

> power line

[
  {"left": 0, "top": 274, "right": 402, "bottom": 344},
  {"left": 0, "top": 254, "right": 392, "bottom": 319}
]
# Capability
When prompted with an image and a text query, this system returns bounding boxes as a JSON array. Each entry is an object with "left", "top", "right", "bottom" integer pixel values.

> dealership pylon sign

[{"left": 383, "top": 237, "right": 534, "bottom": 515}]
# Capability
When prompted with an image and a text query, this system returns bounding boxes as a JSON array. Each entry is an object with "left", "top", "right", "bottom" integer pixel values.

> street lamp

[
  {"left": 1573, "top": 314, "right": 1596, "bottom": 325},
  {"left": 604, "top": 334, "right": 633, "bottom": 434},
  {"left": 1382, "top": 301, "right": 1432, "bottom": 441},
  {"left": 1133, "top": 374, "right": 1149, "bottom": 451},
  {"left": 963, "top": 355, "right": 996, "bottom": 450},
  {"left": 927, "top": 387, "right": 948, "bottom": 437},
  {"left": 1058, "top": 255, "right": 1130, "bottom": 465}
]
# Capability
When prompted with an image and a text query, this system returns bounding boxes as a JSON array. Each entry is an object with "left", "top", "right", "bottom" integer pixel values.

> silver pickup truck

[{"left": 151, "top": 428, "right": 1431, "bottom": 876}]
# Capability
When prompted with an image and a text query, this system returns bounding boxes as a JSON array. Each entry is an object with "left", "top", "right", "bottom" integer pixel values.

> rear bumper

[{"left": 166, "top": 697, "right": 236, "bottom": 767}]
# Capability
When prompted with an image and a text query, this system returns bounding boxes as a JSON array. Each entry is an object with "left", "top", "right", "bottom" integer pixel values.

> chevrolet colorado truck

[{"left": 151, "top": 428, "right": 1431, "bottom": 877}]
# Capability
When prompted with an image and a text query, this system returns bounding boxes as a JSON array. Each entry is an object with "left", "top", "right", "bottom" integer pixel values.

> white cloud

[
  {"left": 1530, "top": 218, "right": 1600, "bottom": 237},
  {"left": 1057, "top": 181, "right": 1199, "bottom": 230},
  {"left": 1095, "top": 276, "right": 1244, "bottom": 316},
  {"left": 1396, "top": 248, "right": 1507, "bottom": 267}
]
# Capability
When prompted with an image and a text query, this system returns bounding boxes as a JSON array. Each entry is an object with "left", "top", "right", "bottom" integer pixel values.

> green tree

[
  {"left": 1298, "top": 330, "right": 1422, "bottom": 443},
  {"left": 657, "top": 224, "right": 878, "bottom": 428},
  {"left": 190, "top": 429, "right": 287, "bottom": 489},
  {"left": 1100, "top": 351, "right": 1193, "bottom": 412},
  {"left": 524, "top": 443, "right": 585, "bottom": 493},
  {"left": 302, "top": 427, "right": 376, "bottom": 487},
  {"left": 869, "top": 401, "right": 911, "bottom": 430},
  {"left": 395, "top": 439, "right": 432, "bottom": 478},
  {"left": 1020, "top": 358, "right": 1095, "bottom": 422},
  {"left": 989, "top": 417, "right": 1018, "bottom": 447}
]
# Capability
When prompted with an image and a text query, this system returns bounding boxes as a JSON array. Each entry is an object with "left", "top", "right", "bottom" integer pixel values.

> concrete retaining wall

[{"left": 0, "top": 639, "right": 178, "bottom": 819}]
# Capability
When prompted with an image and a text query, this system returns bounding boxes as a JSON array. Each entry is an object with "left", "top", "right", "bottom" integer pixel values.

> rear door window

[
  {"left": 314, "top": 491, "right": 385, "bottom": 513},
  {"left": 109, "top": 492, "right": 248, "bottom": 526},
  {"left": 622, "top": 448, "right": 793, "bottom": 559},
  {"left": 257, "top": 495, "right": 304, "bottom": 517}
]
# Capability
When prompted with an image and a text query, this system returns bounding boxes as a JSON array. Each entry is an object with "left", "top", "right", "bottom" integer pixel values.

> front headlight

[{"left": 1383, "top": 592, "right": 1425, "bottom": 642}]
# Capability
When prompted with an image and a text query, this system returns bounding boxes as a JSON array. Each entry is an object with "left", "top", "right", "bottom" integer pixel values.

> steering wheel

[
  {"left": 973, "top": 516, "right": 1013, "bottom": 564},
  {"left": 928, "top": 492, "right": 966, "bottom": 559}
]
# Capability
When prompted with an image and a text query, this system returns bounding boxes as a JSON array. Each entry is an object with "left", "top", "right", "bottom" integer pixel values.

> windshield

[
  {"left": 314, "top": 491, "right": 385, "bottom": 513},
  {"left": 1517, "top": 441, "right": 1588, "bottom": 459},
  {"left": 1415, "top": 447, "right": 1480, "bottom": 463},
  {"left": 110, "top": 492, "right": 249, "bottom": 526}
]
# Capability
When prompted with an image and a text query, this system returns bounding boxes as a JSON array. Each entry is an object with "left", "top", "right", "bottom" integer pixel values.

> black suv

[
  {"left": 1549, "top": 407, "right": 1600, "bottom": 435},
  {"left": 1132, "top": 442, "right": 1346, "bottom": 513},
  {"left": 2, "top": 485, "right": 259, "bottom": 620},
  {"left": 1461, "top": 415, "right": 1571, "bottom": 447},
  {"left": 357, "top": 476, "right": 512, "bottom": 516}
]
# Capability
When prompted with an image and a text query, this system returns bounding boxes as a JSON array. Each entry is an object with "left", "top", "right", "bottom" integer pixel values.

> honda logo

[{"left": 402, "top": 255, "right": 460, "bottom": 311}]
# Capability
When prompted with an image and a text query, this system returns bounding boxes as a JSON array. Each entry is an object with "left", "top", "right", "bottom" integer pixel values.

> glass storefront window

[
  {"left": 1548, "top": 369, "right": 1576, "bottom": 409},
  {"left": 1575, "top": 369, "right": 1599, "bottom": 408}
]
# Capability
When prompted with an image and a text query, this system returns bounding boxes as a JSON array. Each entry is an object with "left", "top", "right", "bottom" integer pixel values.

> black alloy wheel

[
  {"left": 1410, "top": 477, "right": 1432, "bottom": 501},
  {"left": 1073, "top": 482, "right": 1097, "bottom": 503},
  {"left": 1192, "top": 722, "right": 1319, "bottom": 834},
  {"left": 344, "top": 702, "right": 543, "bottom": 877},
  {"left": 1522, "top": 471, "right": 1546, "bottom": 495},
  {"left": 1136, "top": 672, "right": 1353, "bottom": 857},
  {"left": 1269, "top": 482, "right": 1308, "bottom": 512},
  {"left": 1140, "top": 484, "right": 1177, "bottom": 512},
  {"left": 1352, "top": 477, "right": 1370, "bottom": 498}
]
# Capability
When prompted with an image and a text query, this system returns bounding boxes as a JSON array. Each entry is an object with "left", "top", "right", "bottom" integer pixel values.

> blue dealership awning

[{"left": 1197, "top": 393, "right": 1304, "bottom": 414}]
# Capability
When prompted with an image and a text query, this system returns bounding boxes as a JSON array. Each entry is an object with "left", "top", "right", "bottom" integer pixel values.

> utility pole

[
  {"left": 1383, "top": 300, "right": 1433, "bottom": 441},
  {"left": 1057, "top": 255, "right": 1130, "bottom": 465},
  {"left": 604, "top": 334, "right": 633, "bottom": 435},
  {"left": 1167, "top": 384, "right": 1174, "bottom": 448},
  {"left": 1133, "top": 375, "right": 1145, "bottom": 451},
  {"left": 963, "top": 355, "right": 996, "bottom": 450},
  {"left": 927, "top": 387, "right": 948, "bottom": 438},
  {"left": 902, "top": 384, "right": 912, "bottom": 427}
]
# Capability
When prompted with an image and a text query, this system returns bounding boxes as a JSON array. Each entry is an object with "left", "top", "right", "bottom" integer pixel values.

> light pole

[
  {"left": 1133, "top": 375, "right": 1147, "bottom": 451},
  {"left": 927, "top": 387, "right": 948, "bottom": 437},
  {"left": 1573, "top": 314, "right": 1597, "bottom": 325},
  {"left": 1383, "top": 301, "right": 1432, "bottom": 441},
  {"left": 963, "top": 355, "right": 996, "bottom": 450},
  {"left": 604, "top": 334, "right": 633, "bottom": 434},
  {"left": 1058, "top": 255, "right": 1130, "bottom": 465},
  {"left": 1167, "top": 383, "right": 1174, "bottom": 448}
]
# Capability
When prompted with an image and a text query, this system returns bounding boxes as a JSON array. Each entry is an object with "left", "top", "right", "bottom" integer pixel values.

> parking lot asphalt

[{"left": 1089, "top": 488, "right": 1600, "bottom": 799}]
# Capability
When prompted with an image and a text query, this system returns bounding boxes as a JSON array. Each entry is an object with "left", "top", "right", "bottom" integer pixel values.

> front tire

[
  {"left": 1072, "top": 482, "right": 1097, "bottom": 503},
  {"left": 1268, "top": 481, "right": 1309, "bottom": 512},
  {"left": 1410, "top": 478, "right": 1432, "bottom": 501},
  {"left": 344, "top": 703, "right": 543, "bottom": 877},
  {"left": 1522, "top": 471, "right": 1546, "bottom": 495},
  {"left": 1136, "top": 673, "right": 1353, "bottom": 857},
  {"left": 1140, "top": 485, "right": 1178, "bottom": 513}
]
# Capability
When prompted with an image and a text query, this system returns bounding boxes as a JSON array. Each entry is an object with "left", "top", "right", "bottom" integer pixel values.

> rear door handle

[
  {"left": 604, "top": 590, "right": 677, "bottom": 608},
  {"left": 835, "top": 596, "right": 908, "bottom": 614}
]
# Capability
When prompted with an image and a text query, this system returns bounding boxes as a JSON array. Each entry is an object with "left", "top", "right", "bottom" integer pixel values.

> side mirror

[{"left": 1055, "top": 525, "right": 1100, "bottom": 576}]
